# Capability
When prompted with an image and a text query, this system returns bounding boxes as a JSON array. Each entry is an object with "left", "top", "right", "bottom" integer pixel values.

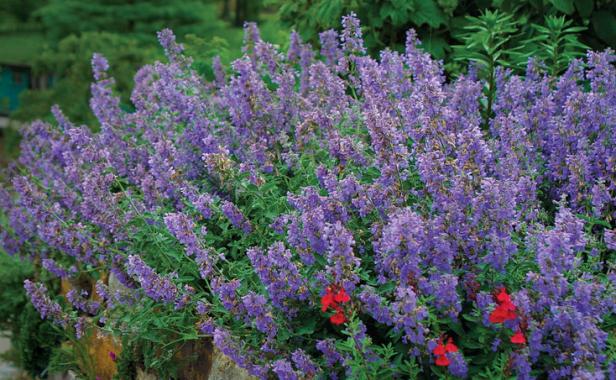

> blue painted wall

[{"left": 0, "top": 65, "right": 30, "bottom": 115}]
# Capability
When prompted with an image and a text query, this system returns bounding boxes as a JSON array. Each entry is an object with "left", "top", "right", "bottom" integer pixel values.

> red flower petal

[
  {"left": 330, "top": 310, "right": 346, "bottom": 325},
  {"left": 445, "top": 338, "right": 458, "bottom": 353},
  {"left": 432, "top": 343, "right": 446, "bottom": 356},
  {"left": 489, "top": 306, "right": 507, "bottom": 323},
  {"left": 435, "top": 354, "right": 450, "bottom": 367},
  {"left": 501, "top": 300, "right": 516, "bottom": 312},
  {"left": 510, "top": 330, "right": 526, "bottom": 345},
  {"left": 496, "top": 288, "right": 511, "bottom": 304},
  {"left": 321, "top": 292, "right": 335, "bottom": 312},
  {"left": 489, "top": 303, "right": 517, "bottom": 323},
  {"left": 334, "top": 288, "right": 350, "bottom": 303}
]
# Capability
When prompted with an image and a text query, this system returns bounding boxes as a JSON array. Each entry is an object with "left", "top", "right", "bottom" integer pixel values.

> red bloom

[
  {"left": 433, "top": 337, "right": 458, "bottom": 360},
  {"left": 435, "top": 354, "right": 450, "bottom": 367},
  {"left": 489, "top": 287, "right": 518, "bottom": 324},
  {"left": 489, "top": 303, "right": 517, "bottom": 323},
  {"left": 445, "top": 338, "right": 458, "bottom": 353},
  {"left": 321, "top": 290, "right": 335, "bottom": 312},
  {"left": 334, "top": 288, "right": 351, "bottom": 303},
  {"left": 330, "top": 309, "right": 347, "bottom": 325},
  {"left": 321, "top": 284, "right": 351, "bottom": 325},
  {"left": 510, "top": 330, "right": 526, "bottom": 345},
  {"left": 433, "top": 342, "right": 446, "bottom": 356},
  {"left": 496, "top": 287, "right": 511, "bottom": 304}
]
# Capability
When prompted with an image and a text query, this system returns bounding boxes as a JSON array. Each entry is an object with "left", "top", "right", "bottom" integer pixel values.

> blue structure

[{"left": 0, "top": 64, "right": 31, "bottom": 115}]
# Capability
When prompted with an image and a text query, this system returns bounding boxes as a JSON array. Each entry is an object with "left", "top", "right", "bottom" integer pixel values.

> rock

[{"left": 209, "top": 347, "right": 256, "bottom": 380}]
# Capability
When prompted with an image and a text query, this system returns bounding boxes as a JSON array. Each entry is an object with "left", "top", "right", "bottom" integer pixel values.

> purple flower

[
  {"left": 221, "top": 200, "right": 252, "bottom": 233},
  {"left": 247, "top": 243, "right": 308, "bottom": 315},
  {"left": 271, "top": 359, "right": 297, "bottom": 380},
  {"left": 340, "top": 13, "right": 365, "bottom": 55},
  {"left": 24, "top": 280, "right": 66, "bottom": 327},
  {"left": 126, "top": 255, "right": 179, "bottom": 304}
]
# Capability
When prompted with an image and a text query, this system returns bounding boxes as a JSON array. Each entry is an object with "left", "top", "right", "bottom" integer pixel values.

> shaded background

[{"left": 1, "top": 0, "right": 614, "bottom": 137}]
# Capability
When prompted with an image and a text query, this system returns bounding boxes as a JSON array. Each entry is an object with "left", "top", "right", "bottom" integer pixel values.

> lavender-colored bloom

[
  {"left": 319, "top": 29, "right": 341, "bottom": 66},
  {"left": 247, "top": 244, "right": 308, "bottom": 315},
  {"left": 241, "top": 292, "right": 277, "bottom": 338},
  {"left": 74, "top": 316, "right": 87, "bottom": 339},
  {"left": 221, "top": 200, "right": 252, "bottom": 233},
  {"left": 212, "top": 277, "right": 242, "bottom": 313},
  {"left": 324, "top": 221, "right": 360, "bottom": 291},
  {"left": 91, "top": 53, "right": 109, "bottom": 81},
  {"left": 316, "top": 339, "right": 345, "bottom": 368},
  {"left": 448, "top": 352, "right": 468, "bottom": 378},
  {"left": 291, "top": 349, "right": 319, "bottom": 376},
  {"left": 157, "top": 28, "right": 184, "bottom": 63},
  {"left": 164, "top": 211, "right": 217, "bottom": 278},
  {"left": 391, "top": 286, "right": 428, "bottom": 346},
  {"left": 212, "top": 55, "right": 225, "bottom": 88},
  {"left": 604, "top": 229, "right": 616, "bottom": 250},
  {"left": 340, "top": 13, "right": 365, "bottom": 55},
  {"left": 287, "top": 31, "right": 302, "bottom": 62},
  {"left": 41, "top": 258, "right": 72, "bottom": 278},
  {"left": 24, "top": 280, "right": 66, "bottom": 327},
  {"left": 358, "top": 286, "right": 393, "bottom": 325},
  {"left": 126, "top": 255, "right": 179, "bottom": 304},
  {"left": 272, "top": 359, "right": 297, "bottom": 380},
  {"left": 66, "top": 289, "right": 100, "bottom": 315}
]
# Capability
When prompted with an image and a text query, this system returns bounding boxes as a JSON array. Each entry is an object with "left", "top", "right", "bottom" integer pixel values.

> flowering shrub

[{"left": 1, "top": 13, "right": 616, "bottom": 379}]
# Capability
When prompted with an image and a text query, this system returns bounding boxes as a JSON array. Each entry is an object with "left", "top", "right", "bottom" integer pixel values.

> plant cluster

[
  {"left": 274, "top": 0, "right": 615, "bottom": 74},
  {"left": 1, "top": 14, "right": 615, "bottom": 379}
]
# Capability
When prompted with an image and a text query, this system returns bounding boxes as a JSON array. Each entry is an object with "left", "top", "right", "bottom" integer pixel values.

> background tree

[{"left": 11, "top": 0, "right": 227, "bottom": 124}]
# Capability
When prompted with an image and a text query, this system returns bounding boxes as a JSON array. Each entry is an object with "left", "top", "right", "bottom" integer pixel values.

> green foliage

[
  {"left": 451, "top": 11, "right": 589, "bottom": 124},
  {"left": 11, "top": 32, "right": 154, "bottom": 124},
  {"left": 15, "top": 304, "right": 64, "bottom": 378},
  {"left": 274, "top": 0, "right": 615, "bottom": 72},
  {"left": 0, "top": 251, "right": 63, "bottom": 378},
  {"left": 531, "top": 15, "right": 589, "bottom": 75},
  {"left": 34, "top": 0, "right": 211, "bottom": 43},
  {"left": 0, "top": 254, "right": 33, "bottom": 335},
  {"left": 453, "top": 10, "right": 520, "bottom": 121}
]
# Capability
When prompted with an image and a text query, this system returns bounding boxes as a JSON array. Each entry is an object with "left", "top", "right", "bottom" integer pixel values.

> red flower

[
  {"left": 435, "top": 354, "right": 450, "bottom": 367},
  {"left": 334, "top": 288, "right": 350, "bottom": 303},
  {"left": 321, "top": 284, "right": 351, "bottom": 325},
  {"left": 109, "top": 351, "right": 117, "bottom": 362},
  {"left": 445, "top": 338, "right": 458, "bottom": 353},
  {"left": 510, "top": 330, "right": 526, "bottom": 345},
  {"left": 496, "top": 287, "right": 511, "bottom": 304},
  {"left": 321, "top": 290, "right": 335, "bottom": 312},
  {"left": 489, "top": 303, "right": 517, "bottom": 323},
  {"left": 433, "top": 341, "right": 446, "bottom": 356},
  {"left": 330, "top": 309, "right": 347, "bottom": 325},
  {"left": 489, "top": 287, "right": 518, "bottom": 324},
  {"left": 433, "top": 336, "right": 458, "bottom": 367}
]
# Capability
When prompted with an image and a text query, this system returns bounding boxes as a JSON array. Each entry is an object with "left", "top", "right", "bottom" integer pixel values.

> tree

[
  {"left": 35, "top": 0, "right": 211, "bottom": 43},
  {"left": 11, "top": 0, "right": 217, "bottom": 124},
  {"left": 12, "top": 32, "right": 155, "bottom": 124}
]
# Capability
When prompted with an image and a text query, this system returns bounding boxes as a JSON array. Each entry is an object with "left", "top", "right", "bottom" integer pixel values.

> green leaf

[
  {"left": 592, "top": 10, "right": 616, "bottom": 47},
  {"left": 295, "top": 318, "right": 317, "bottom": 335},
  {"left": 574, "top": 0, "right": 594, "bottom": 19},
  {"left": 551, "top": 0, "right": 575, "bottom": 14},
  {"left": 409, "top": 0, "right": 447, "bottom": 28},
  {"left": 419, "top": 34, "right": 449, "bottom": 59}
]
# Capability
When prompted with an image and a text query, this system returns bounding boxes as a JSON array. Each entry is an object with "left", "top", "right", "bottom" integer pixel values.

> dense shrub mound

[{"left": 1, "top": 14, "right": 615, "bottom": 379}]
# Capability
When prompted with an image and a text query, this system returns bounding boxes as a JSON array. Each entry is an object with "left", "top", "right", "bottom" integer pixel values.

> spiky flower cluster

[{"left": 2, "top": 13, "right": 615, "bottom": 380}]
